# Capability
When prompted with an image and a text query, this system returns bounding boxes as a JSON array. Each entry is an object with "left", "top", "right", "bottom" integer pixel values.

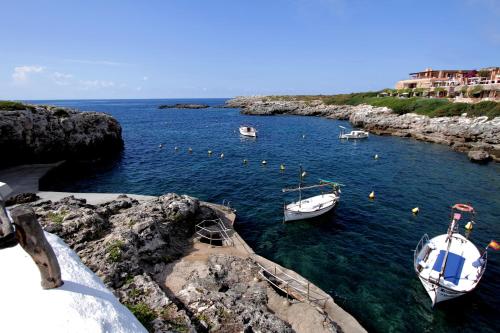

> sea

[{"left": 29, "top": 98, "right": 500, "bottom": 333}]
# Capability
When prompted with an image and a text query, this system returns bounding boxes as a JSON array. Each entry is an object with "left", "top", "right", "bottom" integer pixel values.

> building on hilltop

[{"left": 394, "top": 67, "right": 500, "bottom": 100}]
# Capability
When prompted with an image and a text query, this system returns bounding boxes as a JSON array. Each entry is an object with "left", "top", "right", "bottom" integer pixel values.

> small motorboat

[
  {"left": 282, "top": 168, "right": 341, "bottom": 222},
  {"left": 414, "top": 204, "right": 488, "bottom": 306},
  {"left": 338, "top": 126, "right": 369, "bottom": 139},
  {"left": 239, "top": 125, "right": 257, "bottom": 137}
]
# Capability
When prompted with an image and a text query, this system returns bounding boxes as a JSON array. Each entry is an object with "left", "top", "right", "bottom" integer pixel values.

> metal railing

[
  {"left": 195, "top": 218, "right": 234, "bottom": 247},
  {"left": 414, "top": 234, "right": 429, "bottom": 272},
  {"left": 257, "top": 263, "right": 329, "bottom": 308}
]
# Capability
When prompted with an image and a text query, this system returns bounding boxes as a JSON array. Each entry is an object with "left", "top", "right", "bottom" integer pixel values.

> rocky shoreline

[
  {"left": 16, "top": 192, "right": 363, "bottom": 333},
  {"left": 0, "top": 104, "right": 123, "bottom": 166},
  {"left": 226, "top": 96, "right": 500, "bottom": 162}
]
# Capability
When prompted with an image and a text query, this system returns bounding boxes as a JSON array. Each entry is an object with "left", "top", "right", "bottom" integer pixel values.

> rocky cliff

[
  {"left": 0, "top": 104, "right": 123, "bottom": 166},
  {"left": 30, "top": 194, "right": 293, "bottom": 332},
  {"left": 227, "top": 96, "right": 500, "bottom": 162}
]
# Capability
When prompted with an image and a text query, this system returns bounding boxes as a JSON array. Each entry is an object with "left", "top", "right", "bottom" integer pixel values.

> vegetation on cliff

[{"left": 264, "top": 93, "right": 500, "bottom": 119}]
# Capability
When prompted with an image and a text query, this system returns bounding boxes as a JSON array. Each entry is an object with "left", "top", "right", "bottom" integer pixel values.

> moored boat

[
  {"left": 338, "top": 126, "right": 369, "bottom": 139},
  {"left": 413, "top": 204, "right": 491, "bottom": 306},
  {"left": 239, "top": 125, "right": 257, "bottom": 137},
  {"left": 282, "top": 168, "right": 341, "bottom": 222}
]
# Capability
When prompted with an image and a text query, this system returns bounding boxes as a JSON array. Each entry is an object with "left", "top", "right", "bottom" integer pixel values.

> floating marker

[
  {"left": 280, "top": 164, "right": 285, "bottom": 171},
  {"left": 208, "top": 150, "right": 212, "bottom": 155},
  {"left": 301, "top": 171, "right": 307, "bottom": 178},
  {"left": 465, "top": 221, "right": 473, "bottom": 231},
  {"left": 174, "top": 146, "right": 179, "bottom": 151},
  {"left": 374, "top": 154, "right": 379, "bottom": 159},
  {"left": 302, "top": 134, "right": 306, "bottom": 139},
  {"left": 369, "top": 191, "right": 375, "bottom": 199},
  {"left": 220, "top": 153, "right": 224, "bottom": 159},
  {"left": 412, "top": 207, "right": 419, "bottom": 214},
  {"left": 262, "top": 160, "right": 267, "bottom": 165},
  {"left": 243, "top": 159, "right": 248, "bottom": 164},
  {"left": 159, "top": 144, "right": 164, "bottom": 148},
  {"left": 188, "top": 147, "right": 193, "bottom": 153}
]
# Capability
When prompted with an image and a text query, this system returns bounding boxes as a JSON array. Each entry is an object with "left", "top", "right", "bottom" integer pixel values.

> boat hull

[
  {"left": 239, "top": 127, "right": 256, "bottom": 137},
  {"left": 418, "top": 276, "right": 466, "bottom": 306},
  {"left": 284, "top": 195, "right": 338, "bottom": 222}
]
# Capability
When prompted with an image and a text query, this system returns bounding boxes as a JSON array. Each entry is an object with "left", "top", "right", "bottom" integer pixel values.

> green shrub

[
  {"left": 46, "top": 211, "right": 66, "bottom": 224},
  {"left": 0, "top": 101, "right": 28, "bottom": 111},
  {"left": 107, "top": 240, "right": 125, "bottom": 262},
  {"left": 53, "top": 108, "right": 69, "bottom": 118},
  {"left": 126, "top": 302, "right": 155, "bottom": 332}
]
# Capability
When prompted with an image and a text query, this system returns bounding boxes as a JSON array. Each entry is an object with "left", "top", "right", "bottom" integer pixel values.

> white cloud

[
  {"left": 12, "top": 65, "right": 45, "bottom": 83},
  {"left": 52, "top": 72, "right": 73, "bottom": 86},
  {"left": 79, "top": 80, "right": 116, "bottom": 89}
]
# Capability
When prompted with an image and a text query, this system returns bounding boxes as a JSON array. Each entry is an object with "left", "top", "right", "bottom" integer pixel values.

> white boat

[
  {"left": 239, "top": 125, "right": 257, "bottom": 137},
  {"left": 414, "top": 204, "right": 488, "bottom": 306},
  {"left": 338, "top": 126, "right": 369, "bottom": 139},
  {"left": 282, "top": 169, "right": 341, "bottom": 222}
]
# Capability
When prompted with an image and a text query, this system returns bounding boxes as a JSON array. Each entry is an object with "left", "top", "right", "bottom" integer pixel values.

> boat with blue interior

[{"left": 413, "top": 204, "right": 488, "bottom": 306}]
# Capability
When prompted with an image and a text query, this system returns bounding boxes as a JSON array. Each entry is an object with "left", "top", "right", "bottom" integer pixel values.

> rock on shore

[
  {"left": 0, "top": 104, "right": 123, "bottom": 166},
  {"left": 30, "top": 194, "right": 292, "bottom": 332},
  {"left": 227, "top": 96, "right": 500, "bottom": 162}
]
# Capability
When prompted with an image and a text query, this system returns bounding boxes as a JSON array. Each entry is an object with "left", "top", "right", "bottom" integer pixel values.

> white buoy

[
  {"left": 188, "top": 147, "right": 193, "bottom": 153},
  {"left": 302, "top": 134, "right": 306, "bottom": 139},
  {"left": 280, "top": 164, "right": 285, "bottom": 171},
  {"left": 374, "top": 154, "right": 379, "bottom": 159},
  {"left": 243, "top": 159, "right": 248, "bottom": 164},
  {"left": 220, "top": 153, "right": 224, "bottom": 159},
  {"left": 159, "top": 144, "right": 163, "bottom": 148},
  {"left": 412, "top": 207, "right": 419, "bottom": 214},
  {"left": 369, "top": 191, "right": 375, "bottom": 199},
  {"left": 208, "top": 150, "right": 212, "bottom": 155},
  {"left": 301, "top": 171, "right": 307, "bottom": 178},
  {"left": 174, "top": 147, "right": 179, "bottom": 151},
  {"left": 262, "top": 160, "right": 267, "bottom": 165}
]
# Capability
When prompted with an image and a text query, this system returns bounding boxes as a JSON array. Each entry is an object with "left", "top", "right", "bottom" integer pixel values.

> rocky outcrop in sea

[
  {"left": 30, "top": 194, "right": 293, "bottom": 332},
  {"left": 158, "top": 104, "right": 209, "bottom": 109},
  {"left": 0, "top": 104, "right": 123, "bottom": 166},
  {"left": 227, "top": 96, "right": 500, "bottom": 162}
]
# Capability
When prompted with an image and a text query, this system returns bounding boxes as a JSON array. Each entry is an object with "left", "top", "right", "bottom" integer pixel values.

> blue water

[{"left": 31, "top": 99, "right": 500, "bottom": 332}]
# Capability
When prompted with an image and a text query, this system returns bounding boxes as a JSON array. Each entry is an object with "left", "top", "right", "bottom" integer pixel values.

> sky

[{"left": 1, "top": 0, "right": 499, "bottom": 100}]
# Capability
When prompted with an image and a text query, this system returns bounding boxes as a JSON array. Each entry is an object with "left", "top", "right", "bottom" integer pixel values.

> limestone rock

[
  {"left": 0, "top": 104, "right": 123, "bottom": 166},
  {"left": 468, "top": 150, "right": 491, "bottom": 163}
]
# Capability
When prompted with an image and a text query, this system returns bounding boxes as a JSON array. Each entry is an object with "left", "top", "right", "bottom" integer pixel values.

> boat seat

[
  {"left": 432, "top": 250, "right": 465, "bottom": 285},
  {"left": 418, "top": 260, "right": 428, "bottom": 269}
]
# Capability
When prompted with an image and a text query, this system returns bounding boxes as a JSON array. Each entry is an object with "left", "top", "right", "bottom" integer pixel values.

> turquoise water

[{"left": 33, "top": 99, "right": 500, "bottom": 332}]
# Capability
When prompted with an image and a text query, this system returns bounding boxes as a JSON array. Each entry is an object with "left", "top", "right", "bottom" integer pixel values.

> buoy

[
  {"left": 188, "top": 147, "right": 193, "bottom": 153},
  {"left": 208, "top": 150, "right": 212, "bottom": 155},
  {"left": 243, "top": 159, "right": 248, "bottom": 164},
  {"left": 302, "top": 134, "right": 306, "bottom": 139},
  {"left": 159, "top": 144, "right": 163, "bottom": 148},
  {"left": 280, "top": 164, "right": 285, "bottom": 171},
  {"left": 174, "top": 146, "right": 178, "bottom": 151},
  {"left": 374, "top": 154, "right": 379, "bottom": 159},
  {"left": 369, "top": 191, "right": 375, "bottom": 199},
  {"left": 220, "top": 153, "right": 224, "bottom": 159},
  {"left": 465, "top": 221, "right": 473, "bottom": 231},
  {"left": 262, "top": 160, "right": 267, "bottom": 165},
  {"left": 301, "top": 171, "right": 307, "bottom": 178},
  {"left": 412, "top": 207, "right": 419, "bottom": 214}
]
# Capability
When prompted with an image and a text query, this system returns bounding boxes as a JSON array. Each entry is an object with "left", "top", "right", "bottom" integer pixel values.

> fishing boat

[
  {"left": 282, "top": 168, "right": 341, "bottom": 222},
  {"left": 414, "top": 204, "right": 488, "bottom": 306},
  {"left": 338, "top": 126, "right": 368, "bottom": 139},
  {"left": 239, "top": 125, "right": 257, "bottom": 137}
]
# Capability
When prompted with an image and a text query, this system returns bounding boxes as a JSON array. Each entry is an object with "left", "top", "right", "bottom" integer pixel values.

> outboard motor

[{"left": 0, "top": 182, "right": 18, "bottom": 249}]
